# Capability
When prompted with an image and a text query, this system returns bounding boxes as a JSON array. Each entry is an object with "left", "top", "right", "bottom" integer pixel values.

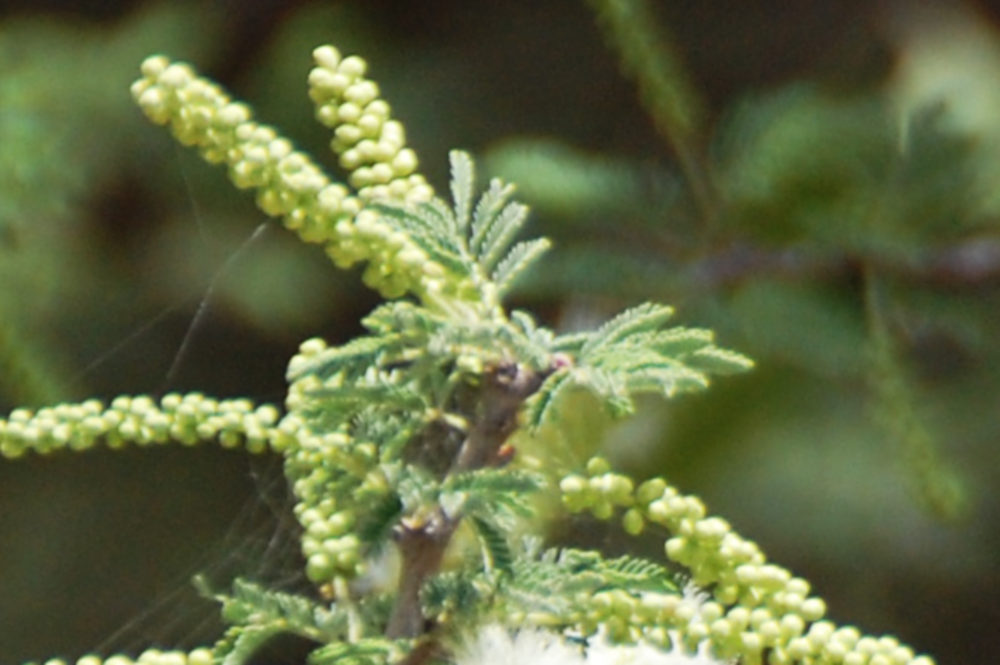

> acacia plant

[{"left": 1, "top": 30, "right": 940, "bottom": 665}]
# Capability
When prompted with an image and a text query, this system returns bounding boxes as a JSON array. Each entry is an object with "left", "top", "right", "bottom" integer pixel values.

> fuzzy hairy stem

[{"left": 386, "top": 363, "right": 545, "bottom": 647}]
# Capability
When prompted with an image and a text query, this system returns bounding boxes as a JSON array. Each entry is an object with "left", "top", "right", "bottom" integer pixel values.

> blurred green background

[{"left": 0, "top": 1, "right": 997, "bottom": 663}]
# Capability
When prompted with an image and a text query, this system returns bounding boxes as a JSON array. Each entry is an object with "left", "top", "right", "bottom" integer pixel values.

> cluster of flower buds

[
  {"left": 559, "top": 456, "right": 635, "bottom": 520},
  {"left": 33, "top": 649, "right": 213, "bottom": 665},
  {"left": 308, "top": 45, "right": 434, "bottom": 204},
  {"left": 584, "top": 587, "right": 689, "bottom": 646},
  {"left": 131, "top": 54, "right": 443, "bottom": 300},
  {"left": 558, "top": 458, "right": 937, "bottom": 665},
  {"left": 283, "top": 426, "right": 375, "bottom": 583},
  {"left": 296, "top": 482, "right": 363, "bottom": 583},
  {"left": 282, "top": 339, "right": 380, "bottom": 583},
  {"left": 131, "top": 56, "right": 358, "bottom": 245},
  {"left": 0, "top": 393, "right": 281, "bottom": 458}
]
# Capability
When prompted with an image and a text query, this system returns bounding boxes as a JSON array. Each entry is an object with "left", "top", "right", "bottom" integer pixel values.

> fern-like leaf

[
  {"left": 470, "top": 514, "right": 514, "bottom": 574},
  {"left": 363, "top": 300, "right": 445, "bottom": 336},
  {"left": 445, "top": 468, "right": 544, "bottom": 528},
  {"left": 643, "top": 326, "right": 715, "bottom": 356},
  {"left": 308, "top": 638, "right": 401, "bottom": 665},
  {"left": 496, "top": 548, "right": 679, "bottom": 625},
  {"left": 444, "top": 468, "right": 544, "bottom": 496},
  {"left": 582, "top": 302, "right": 675, "bottom": 353},
  {"left": 422, "top": 571, "right": 486, "bottom": 626},
  {"left": 470, "top": 179, "right": 517, "bottom": 254},
  {"left": 287, "top": 335, "right": 401, "bottom": 381},
  {"left": 594, "top": 553, "right": 676, "bottom": 593},
  {"left": 355, "top": 491, "right": 404, "bottom": 545},
  {"left": 450, "top": 149, "right": 476, "bottom": 231},
  {"left": 303, "top": 380, "right": 427, "bottom": 428},
  {"left": 477, "top": 200, "right": 530, "bottom": 270},
  {"left": 550, "top": 331, "right": 592, "bottom": 353},
  {"left": 623, "top": 361, "right": 710, "bottom": 397},
  {"left": 686, "top": 345, "right": 756, "bottom": 374},
  {"left": 524, "top": 370, "right": 574, "bottom": 429},
  {"left": 221, "top": 625, "right": 288, "bottom": 665},
  {"left": 492, "top": 238, "right": 552, "bottom": 297},
  {"left": 226, "top": 578, "right": 322, "bottom": 627},
  {"left": 528, "top": 301, "right": 752, "bottom": 424},
  {"left": 370, "top": 202, "right": 468, "bottom": 275}
]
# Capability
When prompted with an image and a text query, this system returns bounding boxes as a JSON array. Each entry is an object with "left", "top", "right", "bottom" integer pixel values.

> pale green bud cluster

[
  {"left": 281, "top": 339, "right": 382, "bottom": 584},
  {"left": 131, "top": 54, "right": 445, "bottom": 300},
  {"left": 308, "top": 45, "right": 434, "bottom": 204},
  {"left": 295, "top": 469, "right": 364, "bottom": 583},
  {"left": 558, "top": 458, "right": 936, "bottom": 665},
  {"left": 559, "top": 456, "right": 635, "bottom": 521},
  {"left": 0, "top": 393, "right": 281, "bottom": 458},
  {"left": 503, "top": 587, "right": 686, "bottom": 649},
  {"left": 289, "top": 432, "right": 393, "bottom": 585},
  {"left": 585, "top": 588, "right": 693, "bottom": 647},
  {"left": 348, "top": 208, "right": 448, "bottom": 298},
  {"left": 282, "top": 337, "right": 329, "bottom": 418},
  {"left": 306, "top": 45, "right": 448, "bottom": 299},
  {"left": 30, "top": 648, "right": 213, "bottom": 665},
  {"left": 131, "top": 56, "right": 359, "bottom": 246},
  {"left": 284, "top": 335, "right": 330, "bottom": 383},
  {"left": 281, "top": 419, "right": 376, "bottom": 583}
]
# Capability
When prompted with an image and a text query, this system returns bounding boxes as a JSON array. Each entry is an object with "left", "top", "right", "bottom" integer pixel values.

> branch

[
  {"left": 679, "top": 237, "right": 1000, "bottom": 293},
  {"left": 385, "top": 363, "right": 546, "bottom": 645}
]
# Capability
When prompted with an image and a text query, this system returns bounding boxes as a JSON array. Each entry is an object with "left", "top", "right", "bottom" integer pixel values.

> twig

[{"left": 385, "top": 363, "right": 546, "bottom": 650}]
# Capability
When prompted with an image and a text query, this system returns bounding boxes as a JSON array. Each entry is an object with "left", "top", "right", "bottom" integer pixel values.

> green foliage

[
  {"left": 0, "top": 3, "right": 349, "bottom": 414},
  {"left": 864, "top": 273, "right": 969, "bottom": 519},
  {"left": 308, "top": 639, "right": 404, "bottom": 665},
  {"left": 203, "top": 577, "right": 336, "bottom": 642},
  {"left": 365, "top": 150, "right": 552, "bottom": 309},
  {"left": 0, "top": 4, "right": 211, "bottom": 406},
  {"left": 1, "top": 36, "right": 754, "bottom": 661},
  {"left": 274, "top": 151, "right": 749, "bottom": 614},
  {"left": 422, "top": 543, "right": 679, "bottom": 638},
  {"left": 487, "top": 1, "right": 982, "bottom": 532},
  {"left": 0, "top": 3, "right": 961, "bottom": 665},
  {"left": 509, "top": 547, "right": 677, "bottom": 607},
  {"left": 528, "top": 302, "right": 752, "bottom": 426}
]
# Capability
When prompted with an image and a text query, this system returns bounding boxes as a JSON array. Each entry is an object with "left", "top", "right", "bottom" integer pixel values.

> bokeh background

[{"left": 1, "top": 1, "right": 998, "bottom": 663}]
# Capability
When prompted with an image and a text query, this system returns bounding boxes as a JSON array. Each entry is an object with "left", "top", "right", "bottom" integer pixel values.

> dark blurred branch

[
  {"left": 682, "top": 237, "right": 1000, "bottom": 291},
  {"left": 918, "top": 237, "right": 1000, "bottom": 284}
]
